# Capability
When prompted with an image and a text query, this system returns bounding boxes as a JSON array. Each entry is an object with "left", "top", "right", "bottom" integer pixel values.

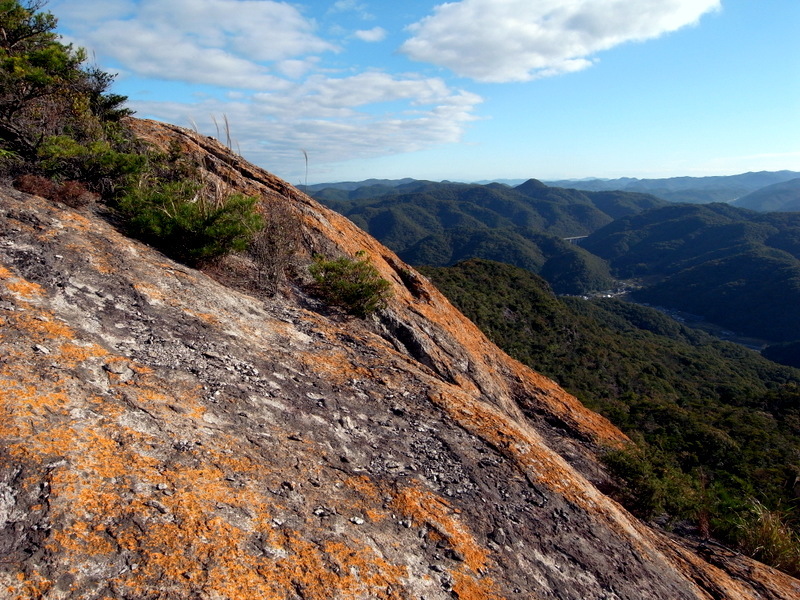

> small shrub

[
  {"left": 13, "top": 173, "right": 56, "bottom": 198},
  {"left": 602, "top": 441, "right": 704, "bottom": 525},
  {"left": 37, "top": 135, "right": 146, "bottom": 193},
  {"left": 118, "top": 178, "right": 263, "bottom": 265},
  {"left": 309, "top": 251, "right": 393, "bottom": 317},
  {"left": 14, "top": 174, "right": 98, "bottom": 207},
  {"left": 602, "top": 444, "right": 666, "bottom": 519},
  {"left": 248, "top": 200, "right": 302, "bottom": 296},
  {"left": 53, "top": 180, "right": 97, "bottom": 208}
]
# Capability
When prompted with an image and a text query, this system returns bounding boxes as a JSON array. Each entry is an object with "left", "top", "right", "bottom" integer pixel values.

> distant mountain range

[
  {"left": 310, "top": 171, "right": 800, "bottom": 208},
  {"left": 545, "top": 171, "right": 800, "bottom": 204},
  {"left": 581, "top": 202, "right": 800, "bottom": 343},
  {"left": 305, "top": 177, "right": 418, "bottom": 193},
  {"left": 732, "top": 177, "right": 800, "bottom": 212}
]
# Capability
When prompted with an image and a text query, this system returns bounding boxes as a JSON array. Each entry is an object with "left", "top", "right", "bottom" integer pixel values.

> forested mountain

[
  {"left": 581, "top": 203, "right": 800, "bottom": 343},
  {"left": 733, "top": 178, "right": 800, "bottom": 212},
  {"left": 547, "top": 171, "right": 800, "bottom": 204},
  {"left": 311, "top": 179, "right": 665, "bottom": 294},
  {"left": 315, "top": 178, "right": 665, "bottom": 234},
  {"left": 309, "top": 171, "right": 800, "bottom": 207},
  {"left": 421, "top": 259, "right": 800, "bottom": 568}
]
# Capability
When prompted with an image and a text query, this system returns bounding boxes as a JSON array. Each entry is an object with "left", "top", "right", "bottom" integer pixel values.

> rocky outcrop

[{"left": 1, "top": 119, "right": 798, "bottom": 599}]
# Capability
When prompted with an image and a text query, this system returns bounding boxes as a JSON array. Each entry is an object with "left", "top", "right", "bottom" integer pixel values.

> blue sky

[{"left": 50, "top": 0, "right": 799, "bottom": 185}]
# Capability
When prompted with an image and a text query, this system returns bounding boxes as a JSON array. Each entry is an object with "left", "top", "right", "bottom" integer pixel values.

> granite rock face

[{"left": 0, "top": 119, "right": 798, "bottom": 599}]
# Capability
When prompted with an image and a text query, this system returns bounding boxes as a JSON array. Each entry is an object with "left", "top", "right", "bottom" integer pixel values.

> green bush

[
  {"left": 602, "top": 445, "right": 666, "bottom": 519},
  {"left": 602, "top": 442, "right": 710, "bottom": 525},
  {"left": 118, "top": 178, "right": 263, "bottom": 265},
  {"left": 0, "top": 1, "right": 131, "bottom": 162},
  {"left": 309, "top": 251, "right": 392, "bottom": 317},
  {"left": 36, "top": 135, "right": 145, "bottom": 190}
]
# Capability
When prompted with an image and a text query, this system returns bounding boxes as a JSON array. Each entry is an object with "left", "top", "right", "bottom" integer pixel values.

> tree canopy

[{"left": 0, "top": 0, "right": 130, "bottom": 161}]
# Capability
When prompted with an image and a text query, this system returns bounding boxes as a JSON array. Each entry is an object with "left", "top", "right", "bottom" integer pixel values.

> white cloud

[
  {"left": 401, "top": 0, "right": 721, "bottom": 82},
  {"left": 329, "top": 0, "right": 373, "bottom": 20},
  {"left": 131, "top": 73, "right": 482, "bottom": 181},
  {"left": 354, "top": 27, "right": 387, "bottom": 43},
  {"left": 53, "top": 0, "right": 336, "bottom": 89},
  {"left": 276, "top": 58, "right": 320, "bottom": 80},
  {"left": 331, "top": 0, "right": 365, "bottom": 11}
]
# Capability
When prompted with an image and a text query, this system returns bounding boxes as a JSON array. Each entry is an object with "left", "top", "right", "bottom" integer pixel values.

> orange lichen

[
  {"left": 58, "top": 340, "right": 109, "bottom": 365},
  {"left": 132, "top": 385, "right": 207, "bottom": 421},
  {"left": 342, "top": 475, "right": 389, "bottom": 523},
  {"left": 131, "top": 281, "right": 169, "bottom": 306},
  {"left": 7, "top": 310, "right": 75, "bottom": 340},
  {"left": 6, "top": 572, "right": 53, "bottom": 600},
  {"left": 129, "top": 363, "right": 153, "bottom": 375},
  {"left": 451, "top": 569, "right": 506, "bottom": 600},
  {"left": 296, "top": 349, "right": 372, "bottom": 385},
  {"left": 186, "top": 309, "right": 221, "bottom": 326},
  {"left": 0, "top": 264, "right": 44, "bottom": 299},
  {"left": 345, "top": 475, "right": 383, "bottom": 503},
  {"left": 365, "top": 508, "right": 387, "bottom": 523},
  {"left": 50, "top": 519, "right": 115, "bottom": 555},
  {"left": 97, "top": 494, "right": 412, "bottom": 600},
  {"left": 0, "top": 378, "right": 72, "bottom": 440},
  {"left": 322, "top": 539, "right": 408, "bottom": 596},
  {"left": 244, "top": 531, "right": 408, "bottom": 600},
  {"left": 391, "top": 481, "right": 490, "bottom": 573},
  {"left": 59, "top": 211, "right": 93, "bottom": 231}
]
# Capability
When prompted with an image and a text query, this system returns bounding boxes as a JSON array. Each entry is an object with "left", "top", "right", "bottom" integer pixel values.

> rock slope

[{"left": 1, "top": 119, "right": 798, "bottom": 599}]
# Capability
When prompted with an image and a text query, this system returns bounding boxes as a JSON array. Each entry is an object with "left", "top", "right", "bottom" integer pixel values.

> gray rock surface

[{"left": 0, "top": 119, "right": 798, "bottom": 599}]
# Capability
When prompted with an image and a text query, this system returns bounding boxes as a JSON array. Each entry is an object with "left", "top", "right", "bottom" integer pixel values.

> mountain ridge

[
  {"left": 581, "top": 202, "right": 800, "bottom": 343},
  {"left": 308, "top": 171, "right": 800, "bottom": 206},
  {"left": 733, "top": 177, "right": 800, "bottom": 212},
  {"left": 310, "top": 178, "right": 665, "bottom": 294},
  {"left": 546, "top": 171, "right": 800, "bottom": 204}
]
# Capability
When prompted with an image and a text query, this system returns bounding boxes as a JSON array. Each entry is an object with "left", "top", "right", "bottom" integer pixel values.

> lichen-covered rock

[{"left": 0, "top": 120, "right": 798, "bottom": 599}]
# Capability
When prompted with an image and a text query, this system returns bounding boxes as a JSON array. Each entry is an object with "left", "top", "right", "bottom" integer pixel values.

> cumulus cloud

[
  {"left": 354, "top": 27, "right": 387, "bottom": 42},
  {"left": 401, "top": 0, "right": 721, "bottom": 82},
  {"left": 52, "top": 0, "right": 336, "bottom": 89},
  {"left": 132, "top": 73, "right": 482, "bottom": 181}
]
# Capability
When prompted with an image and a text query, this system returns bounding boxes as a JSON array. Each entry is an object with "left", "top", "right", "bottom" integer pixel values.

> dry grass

[{"left": 736, "top": 500, "right": 800, "bottom": 576}]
